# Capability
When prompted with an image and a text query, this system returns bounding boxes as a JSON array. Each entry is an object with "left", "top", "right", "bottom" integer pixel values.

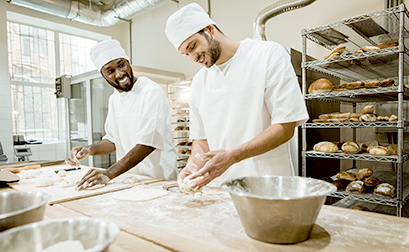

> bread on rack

[
  {"left": 313, "top": 141, "right": 339, "bottom": 153},
  {"left": 333, "top": 85, "right": 348, "bottom": 92},
  {"left": 363, "top": 177, "right": 380, "bottom": 192},
  {"left": 361, "top": 140, "right": 379, "bottom": 153},
  {"left": 174, "top": 126, "right": 185, "bottom": 131},
  {"left": 349, "top": 117, "right": 360, "bottom": 122},
  {"left": 369, "top": 146, "right": 390, "bottom": 155},
  {"left": 374, "top": 183, "right": 395, "bottom": 197},
  {"left": 361, "top": 45, "right": 380, "bottom": 52},
  {"left": 333, "top": 141, "right": 345, "bottom": 149},
  {"left": 380, "top": 78, "right": 395, "bottom": 87},
  {"left": 378, "top": 41, "right": 399, "bottom": 49},
  {"left": 359, "top": 114, "right": 377, "bottom": 122},
  {"left": 362, "top": 105, "right": 374, "bottom": 114},
  {"left": 377, "top": 116, "right": 389, "bottom": 121},
  {"left": 387, "top": 144, "right": 405, "bottom": 155},
  {"left": 177, "top": 149, "right": 186, "bottom": 154},
  {"left": 388, "top": 115, "right": 405, "bottom": 122},
  {"left": 336, "top": 170, "right": 356, "bottom": 181},
  {"left": 346, "top": 180, "right": 365, "bottom": 193},
  {"left": 332, "top": 179, "right": 349, "bottom": 190},
  {"left": 364, "top": 80, "right": 381, "bottom": 88},
  {"left": 356, "top": 168, "right": 373, "bottom": 180},
  {"left": 324, "top": 45, "right": 346, "bottom": 59},
  {"left": 308, "top": 78, "right": 333, "bottom": 94},
  {"left": 341, "top": 141, "right": 360, "bottom": 154},
  {"left": 344, "top": 81, "right": 364, "bottom": 90}
]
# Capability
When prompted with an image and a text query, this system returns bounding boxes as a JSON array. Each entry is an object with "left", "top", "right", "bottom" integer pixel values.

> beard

[
  {"left": 108, "top": 71, "right": 134, "bottom": 92},
  {"left": 203, "top": 33, "right": 221, "bottom": 67}
]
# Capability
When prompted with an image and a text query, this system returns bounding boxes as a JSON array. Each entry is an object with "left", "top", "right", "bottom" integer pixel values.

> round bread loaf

[
  {"left": 374, "top": 183, "right": 395, "bottom": 197},
  {"left": 389, "top": 114, "right": 398, "bottom": 121},
  {"left": 387, "top": 144, "right": 405, "bottom": 155},
  {"left": 332, "top": 179, "right": 349, "bottom": 190},
  {"left": 313, "top": 141, "right": 339, "bottom": 153},
  {"left": 363, "top": 176, "right": 379, "bottom": 187},
  {"left": 359, "top": 114, "right": 377, "bottom": 122},
  {"left": 346, "top": 180, "right": 365, "bottom": 193},
  {"left": 308, "top": 79, "right": 333, "bottom": 94},
  {"left": 341, "top": 141, "right": 360, "bottom": 154},
  {"left": 336, "top": 170, "right": 356, "bottom": 181},
  {"left": 356, "top": 168, "right": 373, "bottom": 180},
  {"left": 362, "top": 105, "right": 374, "bottom": 114},
  {"left": 369, "top": 146, "right": 389, "bottom": 156},
  {"left": 361, "top": 140, "right": 379, "bottom": 153}
]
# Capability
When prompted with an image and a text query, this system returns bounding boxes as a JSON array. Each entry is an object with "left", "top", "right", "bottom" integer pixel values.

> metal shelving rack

[
  {"left": 301, "top": 4, "right": 409, "bottom": 216},
  {"left": 167, "top": 80, "right": 192, "bottom": 170}
]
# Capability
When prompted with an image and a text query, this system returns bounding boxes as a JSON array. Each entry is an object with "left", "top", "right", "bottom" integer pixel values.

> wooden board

[{"left": 8, "top": 164, "right": 162, "bottom": 205}]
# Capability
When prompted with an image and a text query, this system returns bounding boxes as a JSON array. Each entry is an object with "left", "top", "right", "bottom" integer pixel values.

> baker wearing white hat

[
  {"left": 69, "top": 39, "right": 177, "bottom": 190},
  {"left": 165, "top": 3, "right": 309, "bottom": 189}
]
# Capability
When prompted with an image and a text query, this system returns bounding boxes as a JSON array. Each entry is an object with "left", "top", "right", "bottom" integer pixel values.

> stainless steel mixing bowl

[
  {"left": 222, "top": 175, "right": 337, "bottom": 244},
  {"left": 0, "top": 217, "right": 120, "bottom": 252},
  {"left": 0, "top": 191, "right": 51, "bottom": 231}
]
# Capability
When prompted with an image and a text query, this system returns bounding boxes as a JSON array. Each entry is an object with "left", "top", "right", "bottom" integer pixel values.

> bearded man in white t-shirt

[
  {"left": 165, "top": 3, "right": 309, "bottom": 188},
  {"left": 69, "top": 39, "right": 177, "bottom": 190}
]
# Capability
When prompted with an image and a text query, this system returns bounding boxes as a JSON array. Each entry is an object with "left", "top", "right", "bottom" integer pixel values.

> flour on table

[
  {"left": 61, "top": 177, "right": 78, "bottom": 188},
  {"left": 113, "top": 188, "right": 168, "bottom": 201},
  {"left": 41, "top": 240, "right": 85, "bottom": 252},
  {"left": 121, "top": 176, "right": 139, "bottom": 184},
  {"left": 19, "top": 170, "right": 43, "bottom": 179},
  {"left": 35, "top": 176, "right": 54, "bottom": 187},
  {"left": 179, "top": 172, "right": 204, "bottom": 195},
  {"left": 85, "top": 183, "right": 106, "bottom": 190}
]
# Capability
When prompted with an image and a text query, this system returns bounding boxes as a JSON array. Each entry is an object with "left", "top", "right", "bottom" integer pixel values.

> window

[{"left": 7, "top": 21, "right": 98, "bottom": 142}]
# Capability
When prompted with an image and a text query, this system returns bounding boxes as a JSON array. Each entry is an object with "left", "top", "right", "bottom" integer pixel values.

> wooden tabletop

[{"left": 2, "top": 164, "right": 409, "bottom": 252}]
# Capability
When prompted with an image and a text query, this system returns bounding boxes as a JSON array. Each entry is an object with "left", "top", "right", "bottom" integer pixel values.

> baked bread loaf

[
  {"left": 387, "top": 144, "right": 405, "bottom": 155},
  {"left": 364, "top": 80, "right": 381, "bottom": 88},
  {"left": 333, "top": 141, "right": 345, "bottom": 149},
  {"left": 362, "top": 105, "right": 374, "bottom": 114},
  {"left": 313, "top": 141, "right": 339, "bottom": 153},
  {"left": 363, "top": 176, "right": 379, "bottom": 187},
  {"left": 359, "top": 114, "right": 377, "bottom": 122},
  {"left": 378, "top": 41, "right": 398, "bottom": 49},
  {"left": 388, "top": 114, "right": 398, "bottom": 121},
  {"left": 355, "top": 49, "right": 364, "bottom": 54},
  {"left": 346, "top": 180, "right": 365, "bottom": 193},
  {"left": 341, "top": 141, "right": 360, "bottom": 154},
  {"left": 352, "top": 205, "right": 369, "bottom": 211},
  {"left": 380, "top": 78, "right": 395, "bottom": 87},
  {"left": 324, "top": 45, "right": 346, "bottom": 59},
  {"left": 356, "top": 168, "right": 373, "bottom": 180},
  {"left": 361, "top": 45, "right": 380, "bottom": 52},
  {"left": 349, "top": 117, "right": 360, "bottom": 122},
  {"left": 377, "top": 116, "right": 389, "bottom": 121},
  {"left": 308, "top": 79, "right": 333, "bottom": 94},
  {"left": 174, "top": 126, "right": 184, "bottom": 131},
  {"left": 374, "top": 183, "right": 395, "bottom": 197},
  {"left": 336, "top": 170, "right": 356, "bottom": 181},
  {"left": 345, "top": 81, "right": 364, "bottom": 90},
  {"left": 332, "top": 179, "right": 349, "bottom": 190},
  {"left": 361, "top": 140, "right": 379, "bottom": 152},
  {"left": 369, "top": 146, "right": 389, "bottom": 155},
  {"left": 333, "top": 85, "right": 348, "bottom": 92},
  {"left": 351, "top": 113, "right": 362, "bottom": 118},
  {"left": 312, "top": 119, "right": 327, "bottom": 123},
  {"left": 177, "top": 149, "right": 186, "bottom": 154}
]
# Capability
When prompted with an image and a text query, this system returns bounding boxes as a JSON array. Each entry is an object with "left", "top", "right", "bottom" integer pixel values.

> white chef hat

[
  {"left": 165, "top": 3, "right": 216, "bottom": 50},
  {"left": 90, "top": 39, "right": 130, "bottom": 71}
]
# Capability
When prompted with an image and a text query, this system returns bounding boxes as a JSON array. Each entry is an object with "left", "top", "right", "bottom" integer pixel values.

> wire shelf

[
  {"left": 304, "top": 150, "right": 409, "bottom": 163},
  {"left": 305, "top": 121, "right": 408, "bottom": 128},
  {"left": 330, "top": 191, "right": 399, "bottom": 206}
]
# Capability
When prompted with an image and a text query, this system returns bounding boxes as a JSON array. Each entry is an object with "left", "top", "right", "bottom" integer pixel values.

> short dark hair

[{"left": 198, "top": 24, "right": 223, "bottom": 35}]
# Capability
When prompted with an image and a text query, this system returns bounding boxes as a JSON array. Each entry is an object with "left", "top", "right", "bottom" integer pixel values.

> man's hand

[
  {"left": 75, "top": 168, "right": 110, "bottom": 191},
  {"left": 190, "top": 149, "right": 237, "bottom": 187},
  {"left": 68, "top": 146, "right": 91, "bottom": 167},
  {"left": 177, "top": 162, "right": 201, "bottom": 188}
]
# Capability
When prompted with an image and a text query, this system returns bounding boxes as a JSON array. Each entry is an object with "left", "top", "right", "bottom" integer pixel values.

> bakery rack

[
  {"left": 167, "top": 80, "right": 192, "bottom": 170},
  {"left": 301, "top": 4, "right": 409, "bottom": 216}
]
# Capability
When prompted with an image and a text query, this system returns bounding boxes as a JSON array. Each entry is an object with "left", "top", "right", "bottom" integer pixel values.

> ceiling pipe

[
  {"left": 8, "top": 0, "right": 172, "bottom": 27},
  {"left": 253, "top": 0, "right": 316, "bottom": 41}
]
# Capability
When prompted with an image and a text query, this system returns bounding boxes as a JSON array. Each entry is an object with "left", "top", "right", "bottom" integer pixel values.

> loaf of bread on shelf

[
  {"left": 324, "top": 45, "right": 346, "bottom": 59},
  {"left": 344, "top": 81, "right": 364, "bottom": 90},
  {"left": 361, "top": 140, "right": 379, "bottom": 153},
  {"left": 336, "top": 170, "right": 356, "bottom": 181},
  {"left": 362, "top": 105, "right": 374, "bottom": 114},
  {"left": 369, "top": 146, "right": 390, "bottom": 155},
  {"left": 387, "top": 144, "right": 405, "bottom": 155},
  {"left": 186, "top": 142, "right": 193, "bottom": 146},
  {"left": 312, "top": 119, "right": 327, "bottom": 123},
  {"left": 356, "top": 168, "right": 373, "bottom": 180},
  {"left": 333, "top": 85, "right": 348, "bottom": 92},
  {"left": 355, "top": 49, "right": 364, "bottom": 54},
  {"left": 374, "top": 183, "right": 395, "bottom": 197},
  {"left": 359, "top": 114, "right": 377, "bottom": 122},
  {"left": 313, "top": 141, "right": 339, "bottom": 153},
  {"left": 377, "top": 116, "right": 389, "bottom": 121},
  {"left": 333, "top": 141, "right": 345, "bottom": 149},
  {"left": 380, "top": 78, "right": 395, "bottom": 87},
  {"left": 177, "top": 141, "right": 187, "bottom": 146},
  {"left": 185, "top": 150, "right": 191, "bottom": 155},
  {"left": 346, "top": 181, "right": 365, "bottom": 193},
  {"left": 361, "top": 45, "right": 380, "bottom": 52},
  {"left": 177, "top": 149, "right": 186, "bottom": 154},
  {"left": 364, "top": 80, "right": 381, "bottom": 88},
  {"left": 327, "top": 118, "right": 349, "bottom": 123},
  {"left": 352, "top": 205, "right": 370, "bottom": 211},
  {"left": 174, "top": 126, "right": 185, "bottom": 131},
  {"left": 363, "top": 176, "right": 380, "bottom": 187},
  {"left": 378, "top": 41, "right": 399, "bottom": 49},
  {"left": 308, "top": 79, "right": 333, "bottom": 94},
  {"left": 341, "top": 141, "right": 360, "bottom": 154},
  {"left": 351, "top": 113, "right": 361, "bottom": 118},
  {"left": 349, "top": 117, "right": 360, "bottom": 122},
  {"left": 388, "top": 115, "right": 405, "bottom": 122},
  {"left": 332, "top": 179, "right": 349, "bottom": 190}
]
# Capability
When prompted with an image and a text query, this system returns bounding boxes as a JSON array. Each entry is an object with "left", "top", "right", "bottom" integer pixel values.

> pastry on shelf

[
  {"left": 364, "top": 80, "right": 381, "bottom": 88},
  {"left": 359, "top": 114, "right": 377, "bottom": 122},
  {"left": 361, "top": 45, "right": 380, "bottom": 52},
  {"left": 324, "top": 44, "right": 346, "bottom": 60},
  {"left": 177, "top": 149, "right": 186, "bottom": 154},
  {"left": 369, "top": 146, "right": 390, "bottom": 156},
  {"left": 361, "top": 140, "right": 379, "bottom": 153},
  {"left": 343, "top": 81, "right": 364, "bottom": 90},
  {"left": 308, "top": 78, "right": 333, "bottom": 94},
  {"left": 380, "top": 78, "right": 395, "bottom": 87},
  {"left": 363, "top": 177, "right": 380, "bottom": 193},
  {"left": 377, "top": 116, "right": 389, "bottom": 121},
  {"left": 313, "top": 141, "right": 339, "bottom": 153},
  {"left": 378, "top": 41, "right": 398, "bottom": 49},
  {"left": 186, "top": 142, "right": 193, "bottom": 146},
  {"left": 341, "top": 141, "right": 360, "bottom": 154},
  {"left": 346, "top": 180, "right": 365, "bottom": 193},
  {"left": 174, "top": 126, "right": 185, "bottom": 131},
  {"left": 336, "top": 170, "right": 356, "bottom": 181},
  {"left": 176, "top": 141, "right": 187, "bottom": 146},
  {"left": 356, "top": 168, "right": 373, "bottom": 180},
  {"left": 362, "top": 105, "right": 374, "bottom": 114},
  {"left": 374, "top": 183, "right": 395, "bottom": 197}
]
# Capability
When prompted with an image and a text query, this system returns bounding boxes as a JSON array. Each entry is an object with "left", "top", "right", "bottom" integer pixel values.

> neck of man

[{"left": 215, "top": 36, "right": 240, "bottom": 65}]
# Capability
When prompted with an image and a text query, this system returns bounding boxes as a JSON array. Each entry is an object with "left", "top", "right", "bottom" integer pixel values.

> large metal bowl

[
  {"left": 0, "top": 217, "right": 120, "bottom": 252},
  {"left": 0, "top": 191, "right": 51, "bottom": 231},
  {"left": 222, "top": 175, "right": 337, "bottom": 244}
]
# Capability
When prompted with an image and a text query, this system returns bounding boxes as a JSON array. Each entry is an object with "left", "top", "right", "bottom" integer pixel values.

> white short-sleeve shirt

[
  {"left": 103, "top": 76, "right": 177, "bottom": 180},
  {"left": 189, "top": 39, "right": 309, "bottom": 186}
]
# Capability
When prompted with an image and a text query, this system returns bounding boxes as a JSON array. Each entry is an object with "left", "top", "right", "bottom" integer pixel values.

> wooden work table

[{"left": 2, "top": 164, "right": 409, "bottom": 252}]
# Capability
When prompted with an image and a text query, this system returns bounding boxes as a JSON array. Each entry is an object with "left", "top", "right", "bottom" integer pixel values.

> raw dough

[
  {"left": 35, "top": 176, "right": 54, "bottom": 187},
  {"left": 57, "top": 170, "right": 67, "bottom": 177},
  {"left": 122, "top": 176, "right": 140, "bottom": 184},
  {"left": 61, "top": 177, "right": 78, "bottom": 188},
  {"left": 42, "top": 240, "right": 85, "bottom": 252},
  {"left": 113, "top": 188, "right": 168, "bottom": 201},
  {"left": 179, "top": 173, "right": 204, "bottom": 195},
  {"left": 20, "top": 170, "right": 43, "bottom": 179}
]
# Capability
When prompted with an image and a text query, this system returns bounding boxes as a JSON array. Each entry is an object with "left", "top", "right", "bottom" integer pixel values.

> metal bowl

[
  {"left": 222, "top": 175, "right": 337, "bottom": 244},
  {"left": 0, "top": 217, "right": 120, "bottom": 252},
  {"left": 0, "top": 191, "right": 51, "bottom": 231}
]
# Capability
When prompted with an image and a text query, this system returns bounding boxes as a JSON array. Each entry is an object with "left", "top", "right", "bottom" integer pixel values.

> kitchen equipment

[
  {"left": 14, "top": 145, "right": 32, "bottom": 162},
  {"left": 222, "top": 175, "right": 337, "bottom": 244},
  {"left": 0, "top": 191, "right": 51, "bottom": 231},
  {"left": 0, "top": 170, "right": 20, "bottom": 183},
  {"left": 0, "top": 140, "right": 8, "bottom": 163},
  {"left": 0, "top": 217, "right": 120, "bottom": 252}
]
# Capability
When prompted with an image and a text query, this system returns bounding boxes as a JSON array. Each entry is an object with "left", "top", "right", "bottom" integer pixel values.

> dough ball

[
  {"left": 20, "top": 170, "right": 43, "bottom": 179},
  {"left": 122, "top": 176, "right": 140, "bottom": 184},
  {"left": 57, "top": 170, "right": 67, "bottom": 177},
  {"left": 179, "top": 172, "right": 204, "bottom": 195},
  {"left": 35, "top": 176, "right": 54, "bottom": 188},
  {"left": 61, "top": 178, "right": 78, "bottom": 188}
]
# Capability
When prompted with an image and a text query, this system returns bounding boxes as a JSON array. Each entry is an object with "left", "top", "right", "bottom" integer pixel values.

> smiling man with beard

[
  {"left": 165, "top": 3, "right": 309, "bottom": 189},
  {"left": 69, "top": 39, "right": 177, "bottom": 190}
]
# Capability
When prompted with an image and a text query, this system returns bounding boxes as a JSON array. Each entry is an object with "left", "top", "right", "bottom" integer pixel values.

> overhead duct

[
  {"left": 253, "top": 0, "right": 316, "bottom": 41},
  {"left": 7, "top": 0, "right": 171, "bottom": 27}
]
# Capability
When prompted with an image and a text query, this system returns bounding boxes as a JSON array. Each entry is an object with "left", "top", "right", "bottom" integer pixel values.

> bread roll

[
  {"left": 378, "top": 41, "right": 398, "bottom": 49},
  {"left": 341, "top": 141, "right": 360, "bottom": 154},
  {"left": 318, "top": 114, "right": 330, "bottom": 120},
  {"left": 345, "top": 81, "right": 364, "bottom": 90},
  {"left": 324, "top": 45, "right": 346, "bottom": 59},
  {"left": 374, "top": 183, "right": 395, "bottom": 197},
  {"left": 312, "top": 119, "right": 327, "bottom": 123},
  {"left": 174, "top": 126, "right": 184, "bottom": 131},
  {"left": 364, "top": 80, "right": 381, "bottom": 88},
  {"left": 355, "top": 49, "right": 364, "bottom": 54},
  {"left": 346, "top": 181, "right": 365, "bottom": 193},
  {"left": 369, "top": 146, "right": 389, "bottom": 155},
  {"left": 389, "top": 114, "right": 398, "bottom": 121},
  {"left": 336, "top": 170, "right": 356, "bottom": 181},
  {"left": 377, "top": 116, "right": 389, "bottom": 121},
  {"left": 351, "top": 113, "right": 362, "bottom": 119},
  {"left": 359, "top": 114, "right": 377, "bottom": 122},
  {"left": 387, "top": 144, "right": 405, "bottom": 155},
  {"left": 356, "top": 168, "right": 373, "bottom": 180},
  {"left": 332, "top": 179, "right": 349, "bottom": 190},
  {"left": 380, "top": 78, "right": 395, "bottom": 87},
  {"left": 313, "top": 141, "right": 339, "bottom": 153},
  {"left": 361, "top": 140, "right": 379, "bottom": 152},
  {"left": 349, "top": 117, "right": 360, "bottom": 122},
  {"left": 352, "top": 205, "right": 369, "bottom": 211},
  {"left": 308, "top": 79, "right": 333, "bottom": 94},
  {"left": 361, "top": 45, "right": 380, "bottom": 52},
  {"left": 363, "top": 177, "right": 379, "bottom": 187},
  {"left": 326, "top": 52, "right": 340, "bottom": 59},
  {"left": 362, "top": 105, "right": 374, "bottom": 114}
]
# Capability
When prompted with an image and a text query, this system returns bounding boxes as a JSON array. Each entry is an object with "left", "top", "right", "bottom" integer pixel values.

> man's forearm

[
  {"left": 88, "top": 139, "right": 116, "bottom": 156},
  {"left": 231, "top": 122, "right": 296, "bottom": 164},
  {"left": 188, "top": 139, "right": 210, "bottom": 167}
]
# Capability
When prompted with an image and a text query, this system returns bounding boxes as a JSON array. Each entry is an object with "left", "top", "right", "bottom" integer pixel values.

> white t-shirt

[
  {"left": 103, "top": 76, "right": 177, "bottom": 180},
  {"left": 189, "top": 39, "right": 309, "bottom": 186}
]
